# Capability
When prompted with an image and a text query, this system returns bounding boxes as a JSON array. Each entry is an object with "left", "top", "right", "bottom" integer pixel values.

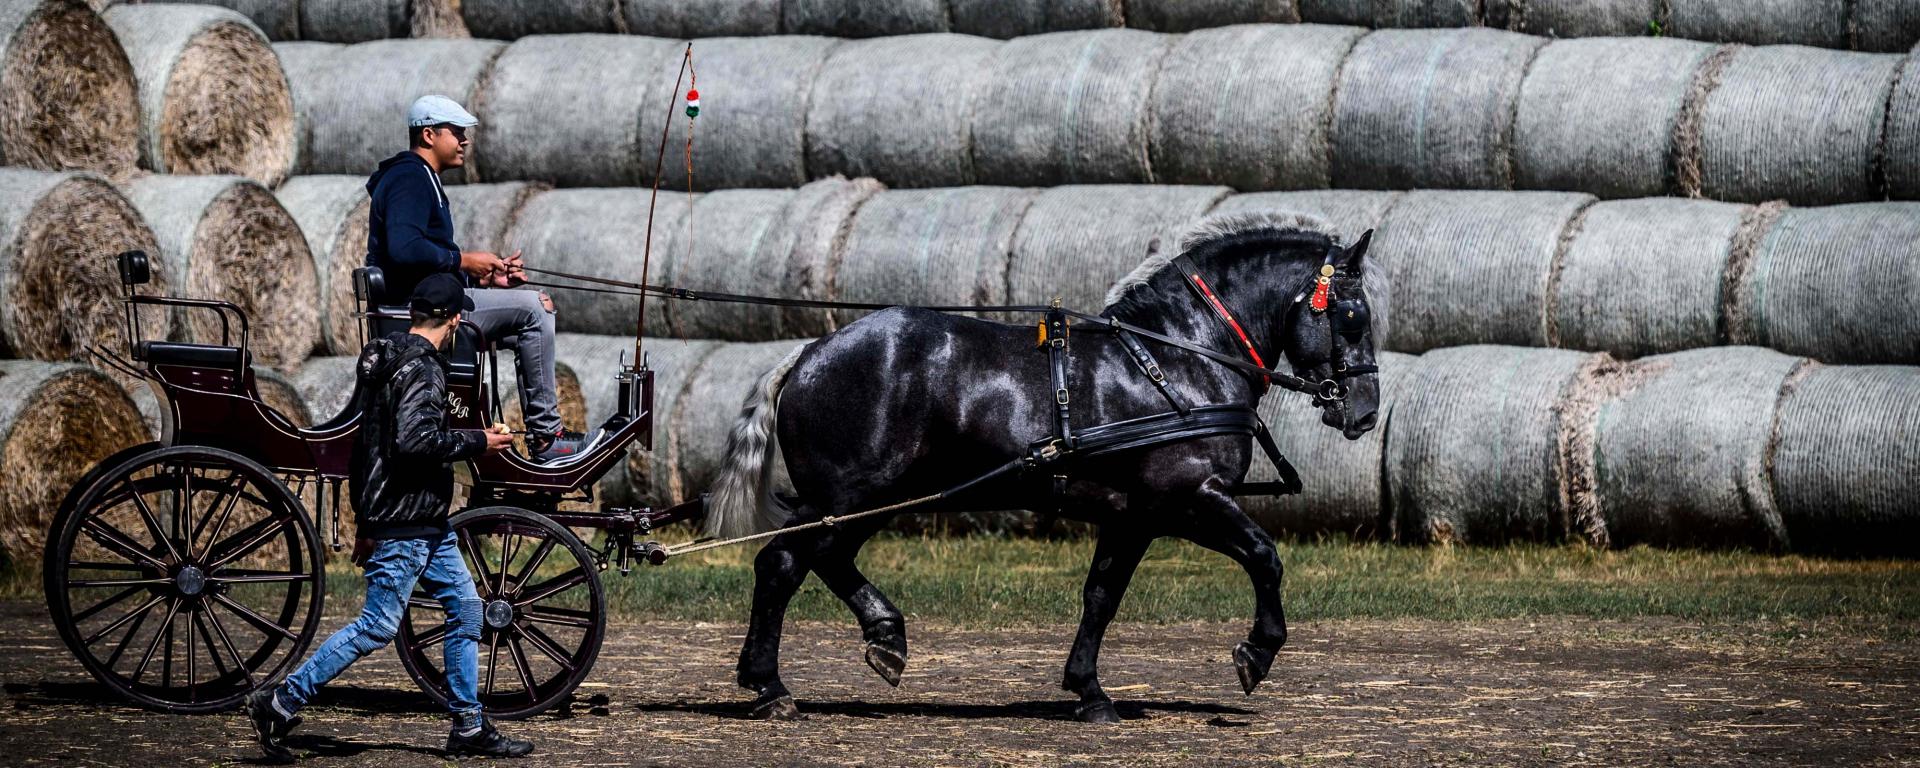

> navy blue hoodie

[{"left": 366, "top": 152, "right": 462, "bottom": 301}]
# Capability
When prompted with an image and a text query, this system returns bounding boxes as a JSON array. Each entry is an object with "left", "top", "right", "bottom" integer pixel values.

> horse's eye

[{"left": 1331, "top": 300, "right": 1369, "bottom": 339}]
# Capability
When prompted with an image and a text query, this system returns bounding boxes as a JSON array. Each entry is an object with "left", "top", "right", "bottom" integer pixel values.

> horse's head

[{"left": 1276, "top": 230, "right": 1383, "bottom": 440}]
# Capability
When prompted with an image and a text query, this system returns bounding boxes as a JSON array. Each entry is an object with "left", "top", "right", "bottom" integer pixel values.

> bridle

[{"left": 1167, "top": 248, "right": 1377, "bottom": 407}]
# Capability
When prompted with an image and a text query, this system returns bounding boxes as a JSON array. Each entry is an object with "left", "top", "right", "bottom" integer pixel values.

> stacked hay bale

[
  {"left": 1890, "top": 49, "right": 1920, "bottom": 199},
  {"left": 806, "top": 34, "right": 999, "bottom": 187},
  {"left": 275, "top": 38, "right": 503, "bottom": 178},
  {"left": 445, "top": 181, "right": 543, "bottom": 253},
  {"left": 274, "top": 175, "right": 368, "bottom": 355},
  {"left": 122, "top": 175, "right": 317, "bottom": 371},
  {"left": 1006, "top": 185, "right": 1230, "bottom": 312},
  {"left": 0, "top": 0, "right": 140, "bottom": 177},
  {"left": 1667, "top": 0, "right": 1849, "bottom": 48},
  {"left": 1727, "top": 203, "right": 1920, "bottom": 364},
  {"left": 556, "top": 334, "right": 726, "bottom": 507},
  {"left": 252, "top": 364, "right": 310, "bottom": 426},
  {"left": 1243, "top": 350, "right": 1413, "bottom": 539},
  {"left": 657, "top": 36, "right": 837, "bottom": 190},
  {"left": 828, "top": 186, "right": 1037, "bottom": 328},
  {"left": 624, "top": 0, "right": 780, "bottom": 38},
  {"left": 1549, "top": 198, "right": 1746, "bottom": 358},
  {"left": 971, "top": 29, "right": 1171, "bottom": 186},
  {"left": 663, "top": 338, "right": 804, "bottom": 506},
  {"left": 0, "top": 168, "right": 165, "bottom": 365},
  {"left": 0, "top": 361, "right": 147, "bottom": 564},
  {"left": 782, "top": 0, "right": 946, "bottom": 36},
  {"left": 947, "top": 0, "right": 1121, "bottom": 38},
  {"left": 1513, "top": 38, "right": 1715, "bottom": 198},
  {"left": 474, "top": 34, "right": 682, "bottom": 187},
  {"left": 1304, "top": 0, "right": 1477, "bottom": 27},
  {"left": 289, "top": 354, "right": 355, "bottom": 427},
  {"left": 503, "top": 186, "right": 693, "bottom": 338},
  {"left": 460, "top": 0, "right": 624, "bottom": 39},
  {"left": 1210, "top": 189, "right": 1401, "bottom": 243},
  {"left": 140, "top": 0, "right": 299, "bottom": 40},
  {"left": 1770, "top": 365, "right": 1920, "bottom": 557},
  {"left": 104, "top": 4, "right": 296, "bottom": 187},
  {"left": 1127, "top": 0, "right": 1297, "bottom": 31}
]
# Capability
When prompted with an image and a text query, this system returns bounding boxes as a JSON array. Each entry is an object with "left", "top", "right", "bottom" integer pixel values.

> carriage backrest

[{"left": 352, "top": 266, "right": 483, "bottom": 387}]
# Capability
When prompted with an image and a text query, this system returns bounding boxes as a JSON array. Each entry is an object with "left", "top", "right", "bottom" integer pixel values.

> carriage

[{"left": 44, "top": 250, "right": 697, "bottom": 719}]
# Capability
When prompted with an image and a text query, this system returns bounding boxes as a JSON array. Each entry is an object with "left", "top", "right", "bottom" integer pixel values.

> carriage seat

[
  {"left": 354, "top": 266, "right": 482, "bottom": 386},
  {"left": 134, "top": 340, "right": 249, "bottom": 369}
]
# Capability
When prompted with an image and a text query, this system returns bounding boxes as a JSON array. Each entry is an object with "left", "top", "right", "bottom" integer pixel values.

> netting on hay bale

[
  {"left": 1495, "top": 0, "right": 1660, "bottom": 38},
  {"left": 1301, "top": 0, "right": 1476, "bottom": 27},
  {"left": 1373, "top": 190, "right": 1591, "bottom": 353},
  {"left": 275, "top": 175, "right": 368, "bottom": 356},
  {"left": 655, "top": 188, "right": 798, "bottom": 340},
  {"left": 0, "top": 0, "right": 140, "bottom": 177},
  {"left": 0, "top": 168, "right": 165, "bottom": 365},
  {"left": 770, "top": 176, "right": 883, "bottom": 336},
  {"left": 1669, "top": 0, "right": 1847, "bottom": 48},
  {"left": 670, "top": 339, "right": 805, "bottom": 510},
  {"left": 289, "top": 354, "right": 354, "bottom": 428},
  {"left": 624, "top": 0, "right": 778, "bottom": 38},
  {"left": 444, "top": 180, "right": 543, "bottom": 254},
  {"left": 828, "top": 186, "right": 1038, "bottom": 328},
  {"left": 1584, "top": 347, "right": 1803, "bottom": 551},
  {"left": 1385, "top": 345, "right": 1599, "bottom": 545},
  {"left": 1514, "top": 38, "right": 1715, "bottom": 199},
  {"left": 275, "top": 38, "right": 502, "bottom": 179},
  {"left": 971, "top": 29, "right": 1172, "bottom": 186},
  {"left": 782, "top": 0, "right": 946, "bottom": 36},
  {"left": 1771, "top": 365, "right": 1920, "bottom": 557},
  {"left": 475, "top": 35, "right": 682, "bottom": 187},
  {"left": 1006, "top": 185, "right": 1231, "bottom": 315},
  {"left": 1149, "top": 24, "right": 1363, "bottom": 191},
  {"left": 0, "top": 361, "right": 147, "bottom": 564},
  {"left": 948, "top": 0, "right": 1121, "bottom": 38},
  {"left": 1728, "top": 203, "right": 1920, "bottom": 364},
  {"left": 1695, "top": 46, "right": 1903, "bottom": 204},
  {"left": 806, "top": 34, "right": 1000, "bottom": 188},
  {"left": 1243, "top": 350, "right": 1413, "bottom": 540},
  {"left": 504, "top": 187, "right": 693, "bottom": 338},
  {"left": 1126, "top": 0, "right": 1297, "bottom": 31},
  {"left": 1853, "top": 0, "right": 1920, "bottom": 51},
  {"left": 122, "top": 174, "right": 318, "bottom": 372},
  {"left": 1331, "top": 28, "right": 1544, "bottom": 191},
  {"left": 141, "top": 0, "right": 299, "bottom": 41},
  {"left": 1887, "top": 49, "right": 1920, "bottom": 199},
  {"left": 1210, "top": 190, "right": 1401, "bottom": 244},
  {"left": 658, "top": 36, "right": 836, "bottom": 190},
  {"left": 1551, "top": 198, "right": 1745, "bottom": 358},
  {"left": 460, "top": 0, "right": 622, "bottom": 39}
]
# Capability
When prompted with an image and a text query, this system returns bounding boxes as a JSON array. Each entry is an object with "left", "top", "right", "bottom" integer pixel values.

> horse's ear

[
  {"left": 1341, "top": 229, "right": 1374, "bottom": 269},
  {"left": 1146, "top": 236, "right": 1161, "bottom": 257}
]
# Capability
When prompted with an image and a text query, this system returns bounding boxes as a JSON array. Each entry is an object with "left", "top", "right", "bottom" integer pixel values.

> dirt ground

[{"left": 0, "top": 601, "right": 1914, "bottom": 767}]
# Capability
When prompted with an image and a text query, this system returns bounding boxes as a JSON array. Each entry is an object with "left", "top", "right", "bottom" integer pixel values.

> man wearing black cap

[{"left": 245, "top": 274, "right": 533, "bottom": 761}]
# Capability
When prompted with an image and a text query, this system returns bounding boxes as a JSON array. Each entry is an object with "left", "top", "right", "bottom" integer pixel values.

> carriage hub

[
  {"left": 484, "top": 599, "right": 516, "bottom": 629},
  {"left": 174, "top": 565, "right": 206, "bottom": 596}
]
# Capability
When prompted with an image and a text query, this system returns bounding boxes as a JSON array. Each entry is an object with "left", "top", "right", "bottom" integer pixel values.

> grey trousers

[{"left": 465, "top": 288, "right": 559, "bottom": 437}]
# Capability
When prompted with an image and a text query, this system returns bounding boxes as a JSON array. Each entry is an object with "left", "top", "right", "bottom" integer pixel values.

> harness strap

[
  {"left": 1044, "top": 308, "right": 1072, "bottom": 443},
  {"left": 1169, "top": 255, "right": 1267, "bottom": 371},
  {"left": 1115, "top": 327, "right": 1189, "bottom": 416}
]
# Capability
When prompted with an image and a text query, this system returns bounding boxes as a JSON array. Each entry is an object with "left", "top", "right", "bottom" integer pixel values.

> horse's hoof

[
  {"left": 1233, "top": 641, "right": 1274, "bottom": 695},
  {"left": 864, "top": 643, "right": 906, "bottom": 687},
  {"left": 749, "top": 694, "right": 803, "bottom": 721},
  {"left": 1074, "top": 699, "right": 1122, "bottom": 724}
]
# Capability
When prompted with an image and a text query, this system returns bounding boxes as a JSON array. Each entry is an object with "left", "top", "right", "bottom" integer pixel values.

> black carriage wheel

[
  {"left": 395, "top": 506, "right": 605, "bottom": 720},
  {"left": 43, "top": 446, "right": 325, "bottom": 714}
]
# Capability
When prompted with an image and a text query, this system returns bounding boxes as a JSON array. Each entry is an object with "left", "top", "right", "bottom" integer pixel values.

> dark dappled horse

[{"left": 704, "top": 212, "right": 1387, "bottom": 722}]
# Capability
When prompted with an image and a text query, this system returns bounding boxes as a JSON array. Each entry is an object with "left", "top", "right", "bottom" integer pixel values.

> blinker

[{"left": 1330, "top": 299, "right": 1369, "bottom": 339}]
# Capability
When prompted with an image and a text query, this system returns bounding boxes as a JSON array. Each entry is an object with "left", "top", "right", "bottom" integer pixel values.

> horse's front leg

[
  {"left": 735, "top": 522, "right": 827, "bottom": 720},
  {"left": 1062, "top": 528, "right": 1151, "bottom": 724},
  {"left": 1181, "top": 477, "right": 1288, "bottom": 694}
]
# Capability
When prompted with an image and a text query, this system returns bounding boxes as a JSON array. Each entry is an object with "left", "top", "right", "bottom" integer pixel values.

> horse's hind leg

[
  {"left": 1181, "top": 479, "right": 1288, "bottom": 695},
  {"left": 810, "top": 519, "right": 909, "bottom": 687},
  {"left": 735, "top": 524, "right": 827, "bottom": 720},
  {"left": 1062, "top": 528, "right": 1151, "bottom": 724}
]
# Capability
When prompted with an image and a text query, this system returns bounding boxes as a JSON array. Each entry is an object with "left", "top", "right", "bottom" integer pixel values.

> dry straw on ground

[
  {"left": 1697, "top": 46, "right": 1904, "bottom": 204},
  {"left": 1727, "top": 203, "right": 1920, "bottom": 364},
  {"left": 1514, "top": 37, "right": 1715, "bottom": 198},
  {"left": 828, "top": 186, "right": 1037, "bottom": 328},
  {"left": 1550, "top": 198, "right": 1744, "bottom": 358},
  {"left": 971, "top": 29, "right": 1171, "bottom": 186},
  {"left": 806, "top": 34, "right": 999, "bottom": 188},
  {"left": 275, "top": 38, "right": 502, "bottom": 179},
  {"left": 1243, "top": 350, "right": 1412, "bottom": 539},
  {"left": 122, "top": 174, "right": 317, "bottom": 372},
  {"left": 505, "top": 187, "right": 693, "bottom": 338},
  {"left": 948, "top": 0, "right": 1120, "bottom": 37},
  {"left": 1771, "top": 364, "right": 1920, "bottom": 557},
  {"left": 476, "top": 34, "right": 681, "bottom": 187},
  {"left": 274, "top": 175, "right": 368, "bottom": 355},
  {"left": 657, "top": 36, "right": 836, "bottom": 190},
  {"left": 0, "top": 0, "right": 140, "bottom": 176},
  {"left": 0, "top": 168, "right": 164, "bottom": 365},
  {"left": 1007, "top": 185, "right": 1229, "bottom": 314},
  {"left": 0, "top": 361, "right": 146, "bottom": 563}
]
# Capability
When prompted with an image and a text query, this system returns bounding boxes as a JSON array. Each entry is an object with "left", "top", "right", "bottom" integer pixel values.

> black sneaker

[
  {"left": 244, "top": 687, "right": 300, "bottom": 763},
  {"left": 527, "top": 429, "right": 594, "bottom": 464},
  {"left": 446, "top": 718, "right": 535, "bottom": 758}
]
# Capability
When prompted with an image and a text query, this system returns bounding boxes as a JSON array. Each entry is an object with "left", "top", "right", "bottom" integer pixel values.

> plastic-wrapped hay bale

[
  {"left": 669, "top": 339, "right": 806, "bottom": 505},
  {"left": 567, "top": 336, "right": 724, "bottom": 507},
  {"left": 1696, "top": 46, "right": 1903, "bottom": 205},
  {"left": 1514, "top": 38, "right": 1715, "bottom": 198},
  {"left": 1386, "top": 345, "right": 1597, "bottom": 545},
  {"left": 1243, "top": 350, "right": 1412, "bottom": 540},
  {"left": 122, "top": 175, "right": 318, "bottom": 371},
  {"left": 768, "top": 176, "right": 883, "bottom": 336},
  {"left": 1373, "top": 190, "right": 1591, "bottom": 353},
  {"left": 275, "top": 175, "right": 368, "bottom": 356},
  {"left": 658, "top": 36, "right": 836, "bottom": 190},
  {"left": 655, "top": 189, "right": 797, "bottom": 340},
  {"left": 1771, "top": 365, "right": 1920, "bottom": 557},
  {"left": 806, "top": 34, "right": 1000, "bottom": 188},
  {"left": 949, "top": 0, "right": 1121, "bottom": 38},
  {"left": 104, "top": 5, "right": 296, "bottom": 186},
  {"left": 1210, "top": 190, "right": 1400, "bottom": 243},
  {"left": 1588, "top": 347, "right": 1803, "bottom": 551},
  {"left": 460, "top": 0, "right": 622, "bottom": 39},
  {"left": 503, "top": 187, "right": 693, "bottom": 337},
  {"left": 1886, "top": 50, "right": 1920, "bottom": 199},
  {"left": 1853, "top": 1, "right": 1920, "bottom": 51},
  {"left": 0, "top": 0, "right": 140, "bottom": 176},
  {"left": 0, "top": 361, "right": 148, "bottom": 563},
  {"left": 624, "top": 0, "right": 778, "bottom": 37},
  {"left": 1669, "top": 0, "right": 1847, "bottom": 48},
  {"left": 1127, "top": 0, "right": 1297, "bottom": 31},
  {"left": 444, "top": 181, "right": 542, "bottom": 254},
  {"left": 1149, "top": 24, "right": 1363, "bottom": 190},
  {"left": 828, "top": 187, "right": 1038, "bottom": 328},
  {"left": 140, "top": 0, "right": 299, "bottom": 41},
  {"left": 1299, "top": 0, "right": 1476, "bottom": 27},
  {"left": 1332, "top": 28, "right": 1544, "bottom": 191},
  {"left": 252, "top": 364, "right": 310, "bottom": 427},
  {"left": 782, "top": 0, "right": 946, "bottom": 36},
  {"left": 276, "top": 39, "right": 503, "bottom": 179},
  {"left": 0, "top": 169, "right": 165, "bottom": 364},
  {"left": 476, "top": 35, "right": 682, "bottom": 187},
  {"left": 297, "top": 0, "right": 466, "bottom": 41},
  {"left": 290, "top": 355, "right": 355, "bottom": 426},
  {"left": 1007, "top": 185, "right": 1231, "bottom": 313},
  {"left": 1497, "top": 0, "right": 1660, "bottom": 37},
  {"left": 972, "top": 29, "right": 1172, "bottom": 186},
  {"left": 1551, "top": 198, "right": 1744, "bottom": 358},
  {"left": 1729, "top": 203, "right": 1920, "bottom": 364}
]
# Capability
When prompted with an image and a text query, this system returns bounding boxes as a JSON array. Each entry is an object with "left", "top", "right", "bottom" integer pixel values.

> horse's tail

[{"left": 704, "top": 343, "right": 808, "bottom": 540}]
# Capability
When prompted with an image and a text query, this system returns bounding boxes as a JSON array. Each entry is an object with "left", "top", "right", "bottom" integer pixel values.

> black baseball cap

[{"left": 410, "top": 273, "right": 475, "bottom": 317}]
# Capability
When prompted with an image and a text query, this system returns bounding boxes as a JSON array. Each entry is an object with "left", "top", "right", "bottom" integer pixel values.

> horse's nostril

[{"left": 1352, "top": 411, "right": 1378, "bottom": 431}]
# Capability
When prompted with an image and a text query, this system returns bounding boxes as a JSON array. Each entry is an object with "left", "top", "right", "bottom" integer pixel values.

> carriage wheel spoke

[
  {"left": 523, "top": 606, "right": 594, "bottom": 629},
  {"left": 194, "top": 612, "right": 231, "bottom": 679},
  {"left": 84, "top": 592, "right": 168, "bottom": 648},
  {"left": 80, "top": 519, "right": 168, "bottom": 571},
  {"left": 124, "top": 480, "right": 182, "bottom": 563},
  {"left": 514, "top": 568, "right": 586, "bottom": 607},
  {"left": 162, "top": 610, "right": 177, "bottom": 690},
  {"left": 203, "top": 608, "right": 253, "bottom": 685},
  {"left": 496, "top": 534, "right": 518, "bottom": 596},
  {"left": 184, "top": 608, "right": 198, "bottom": 700},
  {"left": 506, "top": 635, "right": 539, "bottom": 702},
  {"left": 458, "top": 529, "right": 497, "bottom": 598},
  {"left": 68, "top": 577, "right": 172, "bottom": 588},
  {"left": 209, "top": 571, "right": 312, "bottom": 584},
  {"left": 188, "top": 473, "right": 243, "bottom": 560},
  {"left": 411, "top": 621, "right": 451, "bottom": 649},
  {"left": 73, "top": 585, "right": 146, "bottom": 624},
  {"left": 211, "top": 594, "right": 298, "bottom": 641},
  {"left": 516, "top": 624, "right": 576, "bottom": 672},
  {"left": 67, "top": 561, "right": 148, "bottom": 572},
  {"left": 509, "top": 538, "right": 556, "bottom": 597},
  {"left": 175, "top": 468, "right": 193, "bottom": 554},
  {"left": 484, "top": 632, "right": 503, "bottom": 696},
  {"left": 407, "top": 595, "right": 441, "bottom": 611},
  {"left": 205, "top": 516, "right": 289, "bottom": 570},
  {"left": 130, "top": 599, "right": 183, "bottom": 685}
]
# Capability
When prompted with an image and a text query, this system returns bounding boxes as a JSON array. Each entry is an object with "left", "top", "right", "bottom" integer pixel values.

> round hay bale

[
  {"left": 657, "top": 36, "right": 836, "bottom": 191},
  {"left": 828, "top": 186, "right": 1038, "bottom": 328},
  {"left": 1551, "top": 198, "right": 1744, "bottom": 358},
  {"left": 476, "top": 35, "right": 682, "bottom": 187},
  {"left": 670, "top": 339, "right": 806, "bottom": 504},
  {"left": 949, "top": 0, "right": 1121, "bottom": 38},
  {"left": 1886, "top": 50, "right": 1920, "bottom": 199},
  {"left": 275, "top": 175, "right": 369, "bottom": 355},
  {"left": 1006, "top": 185, "right": 1231, "bottom": 313},
  {"left": 1697, "top": 46, "right": 1903, "bottom": 205},
  {"left": 1514, "top": 38, "right": 1715, "bottom": 198},
  {"left": 145, "top": 0, "right": 298, "bottom": 40},
  {"left": 252, "top": 364, "right": 310, "bottom": 427},
  {"left": 971, "top": 29, "right": 1172, "bottom": 186},
  {"left": 104, "top": 4, "right": 296, "bottom": 187},
  {"left": 1127, "top": 0, "right": 1296, "bottom": 31},
  {"left": 270, "top": 41, "right": 334, "bottom": 175},
  {"left": 1297, "top": 0, "right": 1371, "bottom": 25},
  {"left": 1729, "top": 203, "right": 1920, "bottom": 364},
  {"left": 276, "top": 38, "right": 503, "bottom": 180},
  {"left": 806, "top": 34, "right": 1000, "bottom": 188},
  {"left": 0, "top": 361, "right": 147, "bottom": 563},
  {"left": 460, "top": 0, "right": 623, "bottom": 39},
  {"left": 1243, "top": 350, "right": 1413, "bottom": 540},
  {"left": 655, "top": 188, "right": 797, "bottom": 340},
  {"left": 297, "top": 0, "right": 446, "bottom": 42},
  {"left": 783, "top": 0, "right": 945, "bottom": 36},
  {"left": 1771, "top": 365, "right": 1920, "bottom": 557},
  {"left": 122, "top": 174, "right": 318, "bottom": 371},
  {"left": 503, "top": 186, "right": 694, "bottom": 338},
  {"left": 444, "top": 180, "right": 543, "bottom": 254},
  {"left": 1498, "top": 0, "right": 1659, "bottom": 38},
  {"left": 1149, "top": 24, "right": 1363, "bottom": 191},
  {"left": 0, "top": 168, "right": 166, "bottom": 365},
  {"left": 1374, "top": 190, "right": 1592, "bottom": 353},
  {"left": 771, "top": 176, "right": 883, "bottom": 337},
  {"left": 1852, "top": 1, "right": 1920, "bottom": 52},
  {"left": 1669, "top": 0, "right": 1847, "bottom": 48},
  {"left": 558, "top": 334, "right": 724, "bottom": 507},
  {"left": 1210, "top": 190, "right": 1401, "bottom": 244},
  {"left": 1300, "top": 0, "right": 1476, "bottom": 27},
  {"left": 0, "top": 0, "right": 140, "bottom": 177},
  {"left": 1588, "top": 347, "right": 1803, "bottom": 551},
  {"left": 290, "top": 354, "right": 355, "bottom": 425},
  {"left": 1385, "top": 345, "right": 1599, "bottom": 545},
  {"left": 624, "top": 0, "right": 778, "bottom": 38},
  {"left": 1331, "top": 28, "right": 1545, "bottom": 191}
]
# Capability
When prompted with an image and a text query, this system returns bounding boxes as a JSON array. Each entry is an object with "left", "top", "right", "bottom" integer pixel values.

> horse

[{"left": 702, "top": 211, "right": 1387, "bottom": 722}]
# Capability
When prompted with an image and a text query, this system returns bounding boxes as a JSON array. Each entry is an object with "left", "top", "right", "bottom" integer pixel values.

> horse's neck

[{"left": 1108, "top": 251, "right": 1303, "bottom": 364}]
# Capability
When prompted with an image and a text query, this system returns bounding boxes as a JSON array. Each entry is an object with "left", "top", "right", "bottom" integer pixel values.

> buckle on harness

[
  {"left": 1145, "top": 362, "right": 1164, "bottom": 383},
  {"left": 1055, "top": 387, "right": 1070, "bottom": 405}
]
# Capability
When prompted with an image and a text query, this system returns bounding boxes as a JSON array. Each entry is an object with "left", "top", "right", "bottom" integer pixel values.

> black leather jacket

[{"left": 349, "top": 332, "right": 486, "bottom": 539}]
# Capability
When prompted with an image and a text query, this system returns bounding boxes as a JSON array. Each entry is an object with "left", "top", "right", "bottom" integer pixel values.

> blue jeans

[{"left": 277, "top": 531, "right": 483, "bottom": 722}]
